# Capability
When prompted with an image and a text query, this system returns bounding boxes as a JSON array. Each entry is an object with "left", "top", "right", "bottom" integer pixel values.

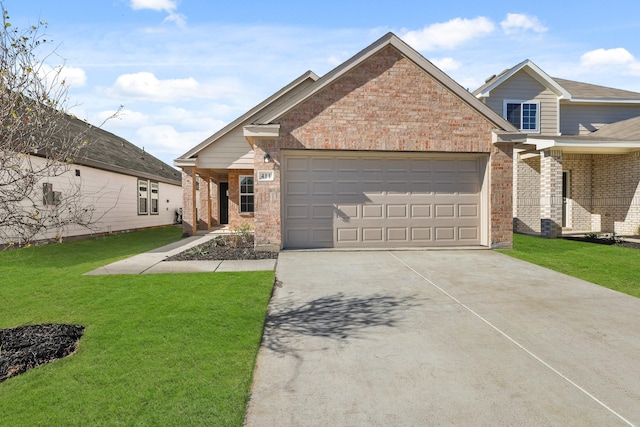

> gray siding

[
  {"left": 560, "top": 103, "right": 640, "bottom": 135},
  {"left": 484, "top": 70, "right": 558, "bottom": 135},
  {"left": 197, "top": 127, "right": 254, "bottom": 169}
]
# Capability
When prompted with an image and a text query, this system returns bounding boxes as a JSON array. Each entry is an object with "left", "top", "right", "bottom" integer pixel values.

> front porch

[
  {"left": 179, "top": 167, "right": 255, "bottom": 236},
  {"left": 514, "top": 148, "right": 640, "bottom": 237}
]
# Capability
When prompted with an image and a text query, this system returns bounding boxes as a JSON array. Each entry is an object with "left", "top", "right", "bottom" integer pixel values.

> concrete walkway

[
  {"left": 84, "top": 230, "right": 276, "bottom": 275},
  {"left": 245, "top": 250, "right": 640, "bottom": 426}
]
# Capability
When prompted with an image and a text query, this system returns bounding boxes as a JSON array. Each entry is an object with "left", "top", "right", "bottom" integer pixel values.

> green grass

[
  {"left": 499, "top": 233, "right": 640, "bottom": 298},
  {"left": 0, "top": 227, "right": 274, "bottom": 426}
]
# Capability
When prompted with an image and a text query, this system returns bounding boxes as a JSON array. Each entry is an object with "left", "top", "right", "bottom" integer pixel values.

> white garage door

[{"left": 282, "top": 152, "right": 486, "bottom": 249}]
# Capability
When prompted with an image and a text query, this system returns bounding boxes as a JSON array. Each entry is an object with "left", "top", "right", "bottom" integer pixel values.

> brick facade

[
  {"left": 254, "top": 45, "right": 513, "bottom": 249},
  {"left": 513, "top": 151, "right": 640, "bottom": 237},
  {"left": 514, "top": 155, "right": 541, "bottom": 233},
  {"left": 591, "top": 152, "right": 640, "bottom": 235}
]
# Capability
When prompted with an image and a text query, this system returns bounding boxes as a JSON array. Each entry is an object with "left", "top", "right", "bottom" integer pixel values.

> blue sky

[{"left": 6, "top": 0, "right": 640, "bottom": 167}]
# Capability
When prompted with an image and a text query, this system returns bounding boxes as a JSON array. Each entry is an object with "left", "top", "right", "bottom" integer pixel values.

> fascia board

[
  {"left": 566, "top": 98, "right": 640, "bottom": 104},
  {"left": 476, "top": 60, "right": 571, "bottom": 100}
]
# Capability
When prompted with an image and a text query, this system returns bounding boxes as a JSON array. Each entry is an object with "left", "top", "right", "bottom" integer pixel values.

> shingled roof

[
  {"left": 590, "top": 116, "right": 640, "bottom": 140},
  {"left": 68, "top": 116, "right": 181, "bottom": 185},
  {"left": 553, "top": 78, "right": 640, "bottom": 101}
]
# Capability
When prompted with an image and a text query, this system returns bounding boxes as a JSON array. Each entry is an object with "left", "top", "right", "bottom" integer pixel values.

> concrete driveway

[{"left": 245, "top": 250, "right": 640, "bottom": 426}]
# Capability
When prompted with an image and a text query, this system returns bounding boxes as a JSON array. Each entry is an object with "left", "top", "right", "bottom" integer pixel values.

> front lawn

[
  {"left": 499, "top": 233, "right": 640, "bottom": 298},
  {"left": 0, "top": 228, "right": 274, "bottom": 426}
]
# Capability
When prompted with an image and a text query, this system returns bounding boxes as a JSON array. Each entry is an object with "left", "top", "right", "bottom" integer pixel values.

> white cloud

[
  {"left": 134, "top": 125, "right": 213, "bottom": 157},
  {"left": 36, "top": 64, "right": 87, "bottom": 89},
  {"left": 402, "top": 17, "right": 495, "bottom": 51},
  {"left": 581, "top": 47, "right": 635, "bottom": 67},
  {"left": 580, "top": 48, "right": 640, "bottom": 76},
  {"left": 129, "top": 0, "right": 177, "bottom": 12},
  {"left": 130, "top": 0, "right": 186, "bottom": 27},
  {"left": 107, "top": 72, "right": 246, "bottom": 103},
  {"left": 430, "top": 57, "right": 461, "bottom": 72},
  {"left": 501, "top": 13, "right": 547, "bottom": 35}
]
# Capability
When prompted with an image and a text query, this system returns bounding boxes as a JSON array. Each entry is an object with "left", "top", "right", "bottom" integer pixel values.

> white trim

[
  {"left": 567, "top": 98, "right": 640, "bottom": 104},
  {"left": 475, "top": 60, "right": 571, "bottom": 100},
  {"left": 239, "top": 174, "right": 255, "bottom": 213}
]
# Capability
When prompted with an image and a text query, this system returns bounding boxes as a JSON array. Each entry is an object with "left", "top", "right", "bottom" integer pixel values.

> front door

[{"left": 219, "top": 182, "right": 229, "bottom": 225}]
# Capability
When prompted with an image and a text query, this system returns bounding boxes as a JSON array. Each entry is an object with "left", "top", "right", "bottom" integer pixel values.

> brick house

[
  {"left": 474, "top": 60, "right": 640, "bottom": 237},
  {"left": 174, "top": 32, "right": 518, "bottom": 250}
]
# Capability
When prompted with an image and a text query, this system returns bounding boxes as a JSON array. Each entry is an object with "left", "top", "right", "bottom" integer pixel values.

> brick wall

[
  {"left": 563, "top": 154, "right": 592, "bottom": 231},
  {"left": 515, "top": 156, "right": 541, "bottom": 233},
  {"left": 181, "top": 168, "right": 196, "bottom": 236},
  {"left": 540, "top": 149, "right": 563, "bottom": 237},
  {"left": 255, "top": 45, "right": 513, "bottom": 248},
  {"left": 227, "top": 169, "right": 255, "bottom": 230},
  {"left": 591, "top": 152, "right": 640, "bottom": 235}
]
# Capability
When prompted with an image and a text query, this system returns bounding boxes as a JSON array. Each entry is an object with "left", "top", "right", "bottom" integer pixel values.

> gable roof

[
  {"left": 69, "top": 116, "right": 182, "bottom": 185},
  {"left": 474, "top": 59, "right": 640, "bottom": 104},
  {"left": 254, "top": 32, "right": 517, "bottom": 132},
  {"left": 474, "top": 59, "right": 570, "bottom": 100},
  {"left": 174, "top": 70, "right": 319, "bottom": 163}
]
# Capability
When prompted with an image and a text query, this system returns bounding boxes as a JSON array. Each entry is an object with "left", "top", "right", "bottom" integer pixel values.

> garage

[{"left": 282, "top": 151, "right": 487, "bottom": 249}]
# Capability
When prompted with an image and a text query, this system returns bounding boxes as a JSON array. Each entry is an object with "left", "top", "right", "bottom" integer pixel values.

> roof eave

[
  {"left": 260, "top": 32, "right": 518, "bottom": 132},
  {"left": 175, "top": 70, "right": 319, "bottom": 160}
]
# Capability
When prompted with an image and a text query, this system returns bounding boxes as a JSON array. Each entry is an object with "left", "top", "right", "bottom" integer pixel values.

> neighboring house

[
  {"left": 1, "top": 115, "right": 183, "bottom": 245},
  {"left": 474, "top": 60, "right": 640, "bottom": 237},
  {"left": 175, "top": 32, "right": 518, "bottom": 250}
]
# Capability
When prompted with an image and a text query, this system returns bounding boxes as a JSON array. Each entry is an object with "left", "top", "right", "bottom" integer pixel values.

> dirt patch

[
  {"left": 166, "top": 234, "right": 278, "bottom": 261},
  {"left": 0, "top": 324, "right": 84, "bottom": 383}
]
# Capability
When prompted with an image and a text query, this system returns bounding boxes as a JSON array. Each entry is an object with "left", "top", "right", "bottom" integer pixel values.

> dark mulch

[
  {"left": 165, "top": 234, "right": 278, "bottom": 261},
  {"left": 0, "top": 324, "right": 84, "bottom": 383},
  {"left": 562, "top": 235, "right": 640, "bottom": 249}
]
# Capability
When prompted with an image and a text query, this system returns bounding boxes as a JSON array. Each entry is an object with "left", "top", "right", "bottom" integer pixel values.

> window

[
  {"left": 42, "top": 183, "right": 61, "bottom": 206},
  {"left": 239, "top": 175, "right": 254, "bottom": 213},
  {"left": 505, "top": 101, "right": 539, "bottom": 132},
  {"left": 138, "top": 179, "right": 148, "bottom": 214},
  {"left": 150, "top": 182, "right": 159, "bottom": 214}
]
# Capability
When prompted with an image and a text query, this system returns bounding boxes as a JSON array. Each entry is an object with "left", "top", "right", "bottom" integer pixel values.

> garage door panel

[
  {"left": 282, "top": 153, "right": 484, "bottom": 248},
  {"left": 411, "top": 205, "right": 431, "bottom": 218},
  {"left": 362, "top": 228, "right": 384, "bottom": 242}
]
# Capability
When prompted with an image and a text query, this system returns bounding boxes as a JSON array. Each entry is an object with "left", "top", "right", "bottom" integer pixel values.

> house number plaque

[{"left": 257, "top": 170, "right": 274, "bottom": 181}]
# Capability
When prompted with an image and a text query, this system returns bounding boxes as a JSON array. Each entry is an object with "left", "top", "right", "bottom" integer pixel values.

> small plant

[
  {"left": 186, "top": 246, "right": 209, "bottom": 256},
  {"left": 230, "top": 223, "right": 253, "bottom": 247},
  {"left": 584, "top": 232, "right": 600, "bottom": 239},
  {"left": 210, "top": 236, "right": 226, "bottom": 247}
]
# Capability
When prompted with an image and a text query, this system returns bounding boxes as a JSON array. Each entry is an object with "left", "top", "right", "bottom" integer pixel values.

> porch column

[
  {"left": 198, "top": 172, "right": 212, "bottom": 230},
  {"left": 540, "top": 149, "right": 563, "bottom": 238},
  {"left": 181, "top": 167, "right": 198, "bottom": 236}
]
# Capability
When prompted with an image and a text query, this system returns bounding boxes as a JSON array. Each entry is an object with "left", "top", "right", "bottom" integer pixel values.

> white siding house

[{"left": 1, "top": 116, "right": 182, "bottom": 246}]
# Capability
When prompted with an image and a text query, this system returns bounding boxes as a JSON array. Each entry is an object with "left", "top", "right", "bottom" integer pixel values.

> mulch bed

[
  {"left": 165, "top": 234, "right": 278, "bottom": 261},
  {"left": 562, "top": 235, "right": 640, "bottom": 249},
  {"left": 0, "top": 324, "right": 84, "bottom": 383}
]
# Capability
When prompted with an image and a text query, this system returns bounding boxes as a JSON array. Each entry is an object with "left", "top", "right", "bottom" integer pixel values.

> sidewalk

[{"left": 84, "top": 228, "right": 277, "bottom": 275}]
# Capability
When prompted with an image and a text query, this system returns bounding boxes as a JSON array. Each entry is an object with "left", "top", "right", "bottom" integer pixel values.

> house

[
  {"left": 474, "top": 60, "right": 640, "bottom": 237},
  {"left": 174, "top": 32, "right": 518, "bottom": 250},
  {"left": 0, "top": 115, "right": 183, "bottom": 246}
]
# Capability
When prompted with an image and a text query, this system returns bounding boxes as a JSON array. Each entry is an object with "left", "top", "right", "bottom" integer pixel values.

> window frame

[
  {"left": 138, "top": 179, "right": 149, "bottom": 215},
  {"left": 150, "top": 181, "right": 159, "bottom": 215},
  {"left": 503, "top": 100, "right": 540, "bottom": 133},
  {"left": 239, "top": 175, "right": 254, "bottom": 214}
]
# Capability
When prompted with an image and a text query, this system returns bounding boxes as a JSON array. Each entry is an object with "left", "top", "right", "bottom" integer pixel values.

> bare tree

[{"left": 0, "top": 5, "right": 110, "bottom": 248}]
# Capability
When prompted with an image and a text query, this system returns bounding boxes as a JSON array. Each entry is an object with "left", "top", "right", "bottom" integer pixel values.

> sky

[{"left": 6, "top": 0, "right": 640, "bottom": 168}]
